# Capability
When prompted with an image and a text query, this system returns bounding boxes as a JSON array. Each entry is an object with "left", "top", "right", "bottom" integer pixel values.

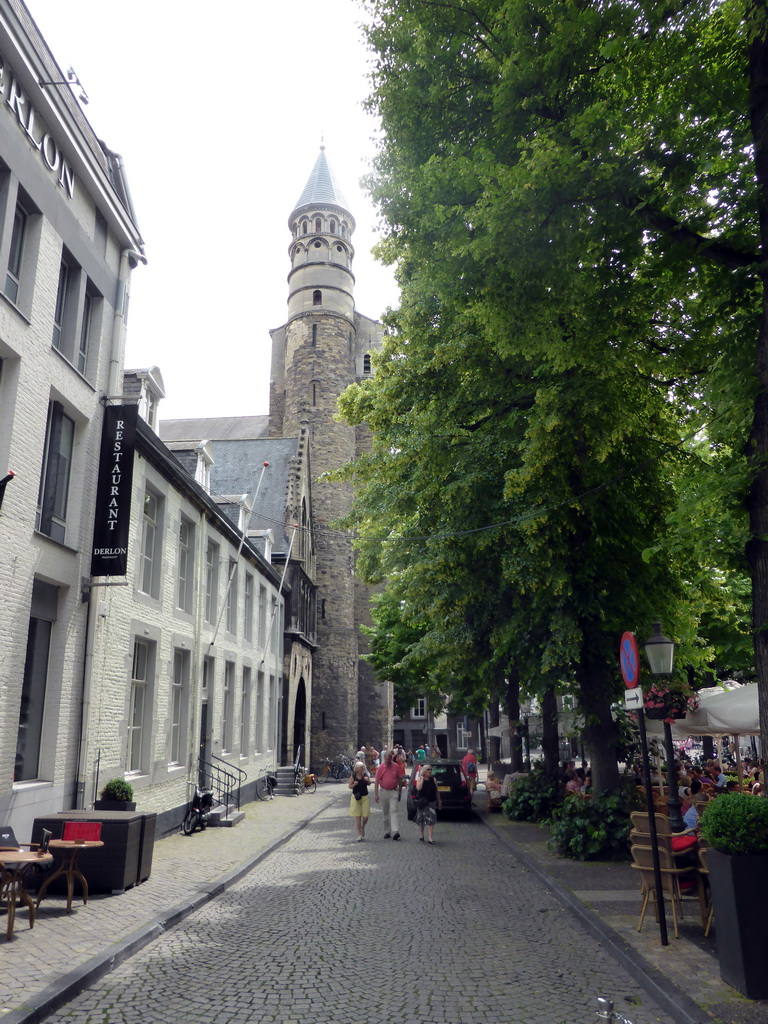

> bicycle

[
  {"left": 255, "top": 765, "right": 276, "bottom": 801},
  {"left": 335, "top": 755, "right": 353, "bottom": 780},
  {"left": 295, "top": 765, "right": 317, "bottom": 794}
]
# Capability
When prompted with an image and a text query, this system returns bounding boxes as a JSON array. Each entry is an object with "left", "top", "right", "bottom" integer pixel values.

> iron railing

[{"left": 196, "top": 754, "right": 247, "bottom": 812}]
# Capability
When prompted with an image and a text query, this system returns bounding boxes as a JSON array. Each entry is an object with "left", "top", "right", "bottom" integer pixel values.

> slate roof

[
  {"left": 160, "top": 416, "right": 269, "bottom": 442},
  {"left": 292, "top": 147, "right": 349, "bottom": 214},
  {"left": 213, "top": 437, "right": 301, "bottom": 554}
]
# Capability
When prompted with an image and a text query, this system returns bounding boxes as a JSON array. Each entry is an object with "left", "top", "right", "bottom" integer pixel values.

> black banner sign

[{"left": 90, "top": 404, "right": 137, "bottom": 576}]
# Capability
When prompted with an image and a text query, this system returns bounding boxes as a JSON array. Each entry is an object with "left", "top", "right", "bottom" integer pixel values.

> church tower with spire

[{"left": 269, "top": 148, "right": 390, "bottom": 762}]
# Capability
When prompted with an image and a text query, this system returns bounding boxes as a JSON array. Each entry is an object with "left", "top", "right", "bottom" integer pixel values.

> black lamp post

[{"left": 644, "top": 622, "right": 685, "bottom": 833}]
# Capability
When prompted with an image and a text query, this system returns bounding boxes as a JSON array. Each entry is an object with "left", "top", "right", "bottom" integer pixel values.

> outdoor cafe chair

[
  {"left": 631, "top": 844, "right": 708, "bottom": 938},
  {"left": 697, "top": 845, "right": 714, "bottom": 938},
  {"left": 0, "top": 827, "right": 52, "bottom": 939}
]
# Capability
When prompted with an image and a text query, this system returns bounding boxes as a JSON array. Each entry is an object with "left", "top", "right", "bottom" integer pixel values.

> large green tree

[{"left": 339, "top": 0, "right": 765, "bottom": 787}]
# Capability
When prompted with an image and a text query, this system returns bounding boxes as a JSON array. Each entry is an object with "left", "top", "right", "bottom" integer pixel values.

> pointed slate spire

[{"left": 293, "top": 146, "right": 349, "bottom": 213}]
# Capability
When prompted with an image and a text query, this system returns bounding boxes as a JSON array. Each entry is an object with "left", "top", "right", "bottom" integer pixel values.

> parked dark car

[{"left": 406, "top": 759, "right": 474, "bottom": 821}]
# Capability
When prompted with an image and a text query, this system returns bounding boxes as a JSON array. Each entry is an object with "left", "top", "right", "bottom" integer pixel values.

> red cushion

[
  {"left": 671, "top": 835, "right": 698, "bottom": 852},
  {"left": 62, "top": 821, "right": 102, "bottom": 842}
]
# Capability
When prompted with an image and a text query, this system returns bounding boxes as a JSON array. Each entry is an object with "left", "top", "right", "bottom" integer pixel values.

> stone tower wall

[
  {"left": 269, "top": 160, "right": 391, "bottom": 767},
  {"left": 282, "top": 307, "right": 359, "bottom": 762}
]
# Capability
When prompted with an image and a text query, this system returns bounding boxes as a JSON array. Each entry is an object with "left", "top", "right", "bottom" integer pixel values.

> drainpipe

[{"left": 108, "top": 247, "right": 147, "bottom": 398}]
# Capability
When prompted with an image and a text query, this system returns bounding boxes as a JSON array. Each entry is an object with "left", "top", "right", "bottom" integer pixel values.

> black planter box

[
  {"left": 94, "top": 800, "right": 136, "bottom": 811},
  {"left": 708, "top": 848, "right": 768, "bottom": 999},
  {"left": 31, "top": 810, "right": 157, "bottom": 894}
]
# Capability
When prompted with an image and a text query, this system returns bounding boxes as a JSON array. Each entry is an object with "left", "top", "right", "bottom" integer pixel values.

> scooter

[{"left": 182, "top": 780, "right": 215, "bottom": 835}]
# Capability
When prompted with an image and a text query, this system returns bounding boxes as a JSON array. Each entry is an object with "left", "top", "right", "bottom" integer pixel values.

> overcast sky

[{"left": 26, "top": 0, "right": 399, "bottom": 421}]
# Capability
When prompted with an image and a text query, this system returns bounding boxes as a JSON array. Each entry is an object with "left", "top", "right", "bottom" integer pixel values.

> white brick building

[
  {"left": 0, "top": 0, "right": 146, "bottom": 837},
  {"left": 0, "top": 2, "right": 286, "bottom": 838},
  {"left": 82, "top": 371, "right": 285, "bottom": 834}
]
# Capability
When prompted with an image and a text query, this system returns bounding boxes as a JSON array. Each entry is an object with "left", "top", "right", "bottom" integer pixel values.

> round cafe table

[
  {"left": 0, "top": 848, "right": 53, "bottom": 939},
  {"left": 35, "top": 839, "right": 104, "bottom": 913}
]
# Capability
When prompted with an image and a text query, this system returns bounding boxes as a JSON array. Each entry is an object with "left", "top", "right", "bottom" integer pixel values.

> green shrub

[
  {"left": 547, "top": 786, "right": 640, "bottom": 861},
  {"left": 699, "top": 793, "right": 768, "bottom": 854},
  {"left": 100, "top": 778, "right": 134, "bottom": 802},
  {"left": 502, "top": 768, "right": 561, "bottom": 822}
]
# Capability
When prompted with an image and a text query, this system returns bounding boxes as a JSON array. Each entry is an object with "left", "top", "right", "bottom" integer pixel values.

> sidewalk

[
  {"left": 1, "top": 783, "right": 764, "bottom": 1024},
  {"left": 0, "top": 786, "right": 343, "bottom": 1024},
  {"left": 475, "top": 797, "right": 768, "bottom": 1024}
]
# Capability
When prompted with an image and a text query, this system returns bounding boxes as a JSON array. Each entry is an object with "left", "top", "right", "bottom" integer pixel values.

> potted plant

[
  {"left": 94, "top": 778, "right": 136, "bottom": 811},
  {"left": 642, "top": 679, "right": 700, "bottom": 722},
  {"left": 698, "top": 793, "right": 768, "bottom": 999}
]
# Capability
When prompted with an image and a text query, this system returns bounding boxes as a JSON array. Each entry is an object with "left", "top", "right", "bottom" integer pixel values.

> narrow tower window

[
  {"left": 312, "top": 324, "right": 317, "bottom": 346},
  {"left": 302, "top": 219, "right": 308, "bottom": 234},
  {"left": 363, "top": 354, "right": 372, "bottom": 375},
  {"left": 312, "top": 290, "right": 322, "bottom": 306},
  {"left": 315, "top": 217, "right": 322, "bottom": 232},
  {"left": 330, "top": 219, "right": 336, "bottom": 233}
]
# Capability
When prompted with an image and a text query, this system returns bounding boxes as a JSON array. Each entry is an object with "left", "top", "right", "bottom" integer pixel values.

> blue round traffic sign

[{"left": 620, "top": 632, "right": 640, "bottom": 687}]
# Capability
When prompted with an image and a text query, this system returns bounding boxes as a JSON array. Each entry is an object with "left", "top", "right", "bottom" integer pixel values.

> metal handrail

[{"left": 197, "top": 755, "right": 246, "bottom": 812}]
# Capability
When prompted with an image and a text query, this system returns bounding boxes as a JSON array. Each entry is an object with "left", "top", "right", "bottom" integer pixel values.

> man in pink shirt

[{"left": 374, "top": 749, "right": 405, "bottom": 839}]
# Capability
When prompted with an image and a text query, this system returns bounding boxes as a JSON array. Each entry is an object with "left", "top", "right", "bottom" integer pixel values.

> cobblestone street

[{"left": 44, "top": 799, "right": 674, "bottom": 1024}]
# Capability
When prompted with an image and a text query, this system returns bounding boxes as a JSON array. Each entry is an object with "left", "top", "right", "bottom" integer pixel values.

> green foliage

[
  {"left": 547, "top": 786, "right": 642, "bottom": 861},
  {"left": 502, "top": 768, "right": 561, "bottom": 822},
  {"left": 342, "top": 0, "right": 764, "bottom": 787},
  {"left": 699, "top": 793, "right": 768, "bottom": 855},
  {"left": 100, "top": 778, "right": 134, "bottom": 802}
]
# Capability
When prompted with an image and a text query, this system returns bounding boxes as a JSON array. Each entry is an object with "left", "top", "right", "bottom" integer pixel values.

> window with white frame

[
  {"left": 139, "top": 488, "right": 163, "bottom": 597},
  {"left": 258, "top": 584, "right": 267, "bottom": 647},
  {"left": 77, "top": 285, "right": 95, "bottom": 375},
  {"left": 255, "top": 670, "right": 265, "bottom": 752},
  {"left": 128, "top": 638, "right": 154, "bottom": 773},
  {"left": 456, "top": 722, "right": 472, "bottom": 750},
  {"left": 2, "top": 180, "right": 40, "bottom": 314},
  {"left": 36, "top": 401, "right": 74, "bottom": 543},
  {"left": 226, "top": 559, "right": 238, "bottom": 634},
  {"left": 205, "top": 540, "right": 219, "bottom": 623},
  {"left": 50, "top": 249, "right": 100, "bottom": 377},
  {"left": 244, "top": 573, "right": 253, "bottom": 642},
  {"left": 270, "top": 596, "right": 278, "bottom": 653},
  {"left": 5, "top": 198, "right": 28, "bottom": 303},
  {"left": 240, "top": 666, "right": 251, "bottom": 757},
  {"left": 268, "top": 674, "right": 277, "bottom": 751},
  {"left": 15, "top": 579, "right": 58, "bottom": 781},
  {"left": 222, "top": 661, "right": 235, "bottom": 752},
  {"left": 169, "top": 648, "right": 190, "bottom": 765},
  {"left": 177, "top": 516, "right": 194, "bottom": 612},
  {"left": 411, "top": 697, "right": 427, "bottom": 719}
]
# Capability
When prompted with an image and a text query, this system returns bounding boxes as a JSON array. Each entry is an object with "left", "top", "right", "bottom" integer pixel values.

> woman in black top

[
  {"left": 348, "top": 761, "right": 372, "bottom": 841},
  {"left": 415, "top": 764, "right": 442, "bottom": 844}
]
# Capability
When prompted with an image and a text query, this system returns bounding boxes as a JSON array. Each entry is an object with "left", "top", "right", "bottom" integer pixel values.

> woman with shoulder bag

[
  {"left": 415, "top": 764, "right": 441, "bottom": 845},
  {"left": 349, "top": 761, "right": 372, "bottom": 841}
]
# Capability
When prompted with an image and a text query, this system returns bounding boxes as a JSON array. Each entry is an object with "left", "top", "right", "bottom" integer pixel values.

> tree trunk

[
  {"left": 541, "top": 684, "right": 560, "bottom": 779},
  {"left": 488, "top": 700, "right": 501, "bottom": 766},
  {"left": 747, "top": 10, "right": 768, "bottom": 776},
  {"left": 578, "top": 657, "right": 621, "bottom": 795},
  {"left": 504, "top": 667, "right": 524, "bottom": 771}
]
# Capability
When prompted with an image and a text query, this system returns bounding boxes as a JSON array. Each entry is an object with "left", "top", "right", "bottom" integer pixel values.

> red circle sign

[{"left": 620, "top": 632, "right": 640, "bottom": 688}]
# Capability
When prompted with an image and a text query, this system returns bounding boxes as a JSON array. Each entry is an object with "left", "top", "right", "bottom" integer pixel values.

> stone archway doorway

[{"left": 292, "top": 676, "right": 307, "bottom": 763}]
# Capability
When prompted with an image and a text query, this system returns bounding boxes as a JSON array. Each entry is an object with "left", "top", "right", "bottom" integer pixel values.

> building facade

[
  {"left": 0, "top": 0, "right": 146, "bottom": 837},
  {"left": 81, "top": 371, "right": 285, "bottom": 835},
  {"left": 0, "top": 3, "right": 289, "bottom": 838}
]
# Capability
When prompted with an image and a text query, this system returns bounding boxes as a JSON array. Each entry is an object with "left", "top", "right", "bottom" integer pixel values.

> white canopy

[{"left": 670, "top": 683, "right": 760, "bottom": 738}]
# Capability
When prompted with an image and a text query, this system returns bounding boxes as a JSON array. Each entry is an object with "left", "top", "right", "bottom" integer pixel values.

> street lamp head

[{"left": 644, "top": 620, "right": 675, "bottom": 675}]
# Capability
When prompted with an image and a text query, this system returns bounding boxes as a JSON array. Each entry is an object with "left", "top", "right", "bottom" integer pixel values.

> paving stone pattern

[{"left": 44, "top": 801, "right": 674, "bottom": 1024}]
